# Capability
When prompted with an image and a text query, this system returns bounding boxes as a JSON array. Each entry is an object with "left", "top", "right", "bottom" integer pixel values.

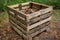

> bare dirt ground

[
  {"left": 0, "top": 20, "right": 60, "bottom": 40},
  {"left": 0, "top": 9, "right": 60, "bottom": 40}
]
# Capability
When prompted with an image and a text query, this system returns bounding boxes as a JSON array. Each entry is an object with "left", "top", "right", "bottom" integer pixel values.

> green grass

[
  {"left": 0, "top": 0, "right": 60, "bottom": 12},
  {"left": 0, "top": 12, "right": 8, "bottom": 23},
  {"left": 52, "top": 9, "right": 60, "bottom": 22},
  {"left": 0, "top": 12, "right": 8, "bottom": 27}
]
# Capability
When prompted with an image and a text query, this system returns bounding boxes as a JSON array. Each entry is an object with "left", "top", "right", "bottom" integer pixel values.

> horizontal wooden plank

[
  {"left": 28, "top": 12, "right": 51, "bottom": 25},
  {"left": 40, "top": 7, "right": 52, "bottom": 14},
  {"left": 31, "top": 2, "right": 52, "bottom": 8},
  {"left": 8, "top": 2, "right": 52, "bottom": 8},
  {"left": 8, "top": 2, "right": 30, "bottom": 8},
  {"left": 10, "top": 23, "right": 27, "bottom": 39},
  {"left": 27, "top": 7, "right": 52, "bottom": 19},
  {"left": 30, "top": 26, "right": 48, "bottom": 37},
  {"left": 8, "top": 10, "right": 15, "bottom": 17},
  {"left": 22, "top": 2, "right": 30, "bottom": 6},
  {"left": 16, "top": 15, "right": 27, "bottom": 25},
  {"left": 7, "top": 7, "right": 27, "bottom": 19},
  {"left": 17, "top": 15, "right": 25, "bottom": 20},
  {"left": 29, "top": 21, "right": 49, "bottom": 34},
  {"left": 27, "top": 17, "right": 51, "bottom": 30},
  {"left": 17, "top": 20, "right": 27, "bottom": 30},
  {"left": 28, "top": 15, "right": 41, "bottom": 25},
  {"left": 8, "top": 12, "right": 27, "bottom": 26},
  {"left": 40, "top": 12, "right": 51, "bottom": 20},
  {"left": 9, "top": 20, "right": 27, "bottom": 35},
  {"left": 9, "top": 15, "right": 27, "bottom": 30},
  {"left": 9, "top": 15, "right": 16, "bottom": 23}
]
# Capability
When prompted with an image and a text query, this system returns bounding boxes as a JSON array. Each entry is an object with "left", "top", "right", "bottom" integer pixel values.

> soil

[
  {"left": 0, "top": 20, "right": 60, "bottom": 40},
  {"left": 16, "top": 6, "right": 40, "bottom": 14}
]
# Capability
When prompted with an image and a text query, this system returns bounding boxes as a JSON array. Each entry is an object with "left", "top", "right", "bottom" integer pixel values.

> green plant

[{"left": 0, "top": 0, "right": 60, "bottom": 12}]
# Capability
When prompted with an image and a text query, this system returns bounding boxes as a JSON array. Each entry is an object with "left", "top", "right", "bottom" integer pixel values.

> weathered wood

[
  {"left": 29, "top": 3, "right": 33, "bottom": 8},
  {"left": 16, "top": 15, "right": 27, "bottom": 25},
  {"left": 8, "top": 10, "right": 15, "bottom": 17},
  {"left": 9, "top": 15, "right": 17, "bottom": 23},
  {"left": 8, "top": 2, "right": 30, "bottom": 8},
  {"left": 30, "top": 26, "right": 48, "bottom": 37},
  {"left": 29, "top": 21, "right": 49, "bottom": 34},
  {"left": 28, "top": 15, "right": 40, "bottom": 25},
  {"left": 27, "top": 35, "right": 32, "bottom": 40},
  {"left": 40, "top": 12, "right": 51, "bottom": 20},
  {"left": 17, "top": 20, "right": 27, "bottom": 30},
  {"left": 27, "top": 7, "right": 52, "bottom": 19},
  {"left": 9, "top": 20, "right": 27, "bottom": 35},
  {"left": 9, "top": 15, "right": 27, "bottom": 30},
  {"left": 19, "top": 4, "right": 22, "bottom": 10},
  {"left": 28, "top": 17, "right": 51, "bottom": 30},
  {"left": 7, "top": 2, "right": 53, "bottom": 40},
  {"left": 10, "top": 23, "right": 27, "bottom": 39},
  {"left": 7, "top": 7, "right": 27, "bottom": 18},
  {"left": 30, "top": 2, "right": 52, "bottom": 8},
  {"left": 28, "top": 12, "right": 51, "bottom": 25}
]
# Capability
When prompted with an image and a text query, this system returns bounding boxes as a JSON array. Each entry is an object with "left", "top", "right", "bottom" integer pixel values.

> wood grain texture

[
  {"left": 7, "top": 2, "right": 53, "bottom": 40},
  {"left": 8, "top": 10, "right": 15, "bottom": 17},
  {"left": 8, "top": 2, "right": 30, "bottom": 8},
  {"left": 10, "top": 23, "right": 27, "bottom": 39},
  {"left": 9, "top": 15, "right": 27, "bottom": 30},
  {"left": 16, "top": 15, "right": 27, "bottom": 25},
  {"left": 30, "top": 26, "right": 48, "bottom": 37},
  {"left": 29, "top": 21, "right": 49, "bottom": 34},
  {"left": 7, "top": 7, "right": 27, "bottom": 18},
  {"left": 27, "top": 7, "right": 52, "bottom": 19},
  {"left": 28, "top": 12, "right": 51, "bottom": 25},
  {"left": 9, "top": 20, "right": 27, "bottom": 35},
  {"left": 27, "top": 17, "right": 51, "bottom": 30}
]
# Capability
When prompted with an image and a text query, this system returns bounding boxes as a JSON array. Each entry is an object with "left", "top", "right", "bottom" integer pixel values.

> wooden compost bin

[{"left": 7, "top": 2, "right": 53, "bottom": 40}]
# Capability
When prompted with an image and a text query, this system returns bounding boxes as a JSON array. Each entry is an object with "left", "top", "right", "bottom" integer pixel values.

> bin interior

[{"left": 13, "top": 2, "right": 48, "bottom": 14}]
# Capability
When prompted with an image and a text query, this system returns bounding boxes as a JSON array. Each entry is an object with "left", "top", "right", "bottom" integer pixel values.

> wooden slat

[
  {"left": 10, "top": 23, "right": 27, "bottom": 39},
  {"left": 27, "top": 7, "right": 52, "bottom": 19},
  {"left": 8, "top": 11, "right": 27, "bottom": 26},
  {"left": 9, "top": 15, "right": 27, "bottom": 30},
  {"left": 8, "top": 2, "right": 30, "bottom": 8},
  {"left": 7, "top": 2, "right": 51, "bottom": 8},
  {"left": 18, "top": 14, "right": 25, "bottom": 20},
  {"left": 7, "top": 7, "right": 27, "bottom": 19},
  {"left": 8, "top": 4, "right": 19, "bottom": 8},
  {"left": 29, "top": 21, "right": 49, "bottom": 34},
  {"left": 27, "top": 17, "right": 51, "bottom": 30},
  {"left": 28, "top": 12, "right": 51, "bottom": 25},
  {"left": 40, "top": 12, "right": 51, "bottom": 20},
  {"left": 17, "top": 20, "right": 27, "bottom": 30},
  {"left": 22, "top": 2, "right": 30, "bottom": 6},
  {"left": 16, "top": 15, "right": 27, "bottom": 25},
  {"left": 40, "top": 7, "right": 52, "bottom": 14},
  {"left": 8, "top": 10, "right": 15, "bottom": 17},
  {"left": 28, "top": 15, "right": 40, "bottom": 25},
  {"left": 31, "top": 2, "right": 52, "bottom": 8},
  {"left": 9, "top": 15, "right": 16, "bottom": 23},
  {"left": 9, "top": 20, "right": 27, "bottom": 35},
  {"left": 30, "top": 26, "right": 48, "bottom": 37}
]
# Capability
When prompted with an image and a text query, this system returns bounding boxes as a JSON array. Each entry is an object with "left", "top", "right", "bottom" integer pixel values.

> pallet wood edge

[{"left": 28, "top": 17, "right": 51, "bottom": 30}]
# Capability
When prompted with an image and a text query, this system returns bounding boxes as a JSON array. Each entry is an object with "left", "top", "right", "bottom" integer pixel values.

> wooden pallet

[{"left": 7, "top": 2, "right": 53, "bottom": 40}]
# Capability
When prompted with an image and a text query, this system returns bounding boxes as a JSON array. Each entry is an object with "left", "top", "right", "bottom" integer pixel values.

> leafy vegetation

[{"left": 0, "top": 0, "right": 60, "bottom": 12}]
